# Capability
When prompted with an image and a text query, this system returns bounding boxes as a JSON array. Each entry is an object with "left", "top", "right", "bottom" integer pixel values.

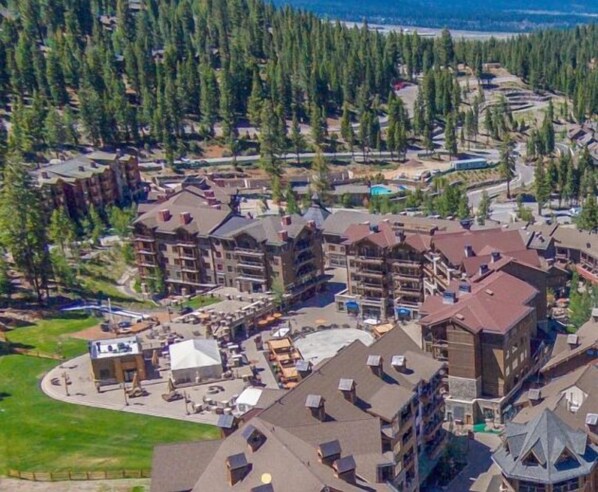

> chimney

[
  {"left": 464, "top": 244, "right": 473, "bottom": 257},
  {"left": 491, "top": 251, "right": 501, "bottom": 263},
  {"left": 338, "top": 378, "right": 356, "bottom": 403},
  {"left": 317, "top": 440, "right": 341, "bottom": 467},
  {"left": 307, "top": 220, "right": 316, "bottom": 230},
  {"left": 78, "top": 165, "right": 85, "bottom": 172},
  {"left": 442, "top": 291, "right": 457, "bottom": 305},
  {"left": 567, "top": 334, "right": 579, "bottom": 347},
  {"left": 226, "top": 453, "right": 249, "bottom": 486},
  {"left": 90, "top": 161, "right": 98, "bottom": 168},
  {"left": 305, "top": 394, "right": 326, "bottom": 421},
  {"left": 296, "top": 360, "right": 313, "bottom": 380},
  {"left": 179, "top": 212, "right": 192, "bottom": 225},
  {"left": 367, "top": 355, "right": 383, "bottom": 378},
  {"left": 527, "top": 389, "right": 542, "bottom": 406},
  {"left": 241, "top": 425, "right": 265, "bottom": 452},
  {"left": 282, "top": 215, "right": 292, "bottom": 226},
  {"left": 458, "top": 282, "right": 471, "bottom": 294},
  {"left": 41, "top": 171, "right": 49, "bottom": 179},
  {"left": 391, "top": 355, "right": 407, "bottom": 373},
  {"left": 216, "top": 414, "right": 238, "bottom": 438},
  {"left": 278, "top": 230, "right": 289, "bottom": 242},
  {"left": 158, "top": 209, "right": 171, "bottom": 222},
  {"left": 479, "top": 263, "right": 489, "bottom": 276},
  {"left": 333, "top": 455, "right": 357, "bottom": 483},
  {"left": 585, "top": 413, "right": 598, "bottom": 428}
]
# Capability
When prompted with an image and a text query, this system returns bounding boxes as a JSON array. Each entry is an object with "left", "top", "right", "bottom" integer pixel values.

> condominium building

[
  {"left": 151, "top": 326, "right": 448, "bottom": 492},
  {"left": 335, "top": 221, "right": 427, "bottom": 321},
  {"left": 419, "top": 271, "right": 543, "bottom": 424},
  {"left": 133, "top": 190, "right": 325, "bottom": 301},
  {"left": 35, "top": 151, "right": 142, "bottom": 218}
]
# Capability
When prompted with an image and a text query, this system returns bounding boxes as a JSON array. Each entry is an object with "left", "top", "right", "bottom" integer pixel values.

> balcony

[
  {"left": 237, "top": 261, "right": 265, "bottom": 270},
  {"left": 296, "top": 241, "right": 312, "bottom": 253},
  {"left": 236, "top": 272, "right": 266, "bottom": 281},
  {"left": 358, "top": 269, "right": 385, "bottom": 278},
  {"left": 356, "top": 255, "right": 384, "bottom": 263},
  {"left": 234, "top": 248, "right": 264, "bottom": 257},
  {"left": 136, "top": 235, "right": 155, "bottom": 243},
  {"left": 393, "top": 259, "right": 421, "bottom": 267}
]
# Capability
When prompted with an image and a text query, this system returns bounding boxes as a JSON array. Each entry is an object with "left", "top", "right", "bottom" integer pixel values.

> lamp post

[
  {"left": 62, "top": 371, "right": 70, "bottom": 396},
  {"left": 122, "top": 383, "right": 129, "bottom": 406}
]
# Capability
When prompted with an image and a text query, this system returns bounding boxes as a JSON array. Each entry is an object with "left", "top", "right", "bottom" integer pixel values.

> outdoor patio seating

[{"left": 161, "top": 391, "right": 183, "bottom": 402}]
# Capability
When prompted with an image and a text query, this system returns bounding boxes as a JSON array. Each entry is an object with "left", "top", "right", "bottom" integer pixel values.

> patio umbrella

[
  {"left": 315, "top": 319, "right": 327, "bottom": 325},
  {"left": 273, "top": 313, "right": 282, "bottom": 319}
]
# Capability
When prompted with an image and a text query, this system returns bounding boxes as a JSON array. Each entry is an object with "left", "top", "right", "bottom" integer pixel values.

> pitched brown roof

[
  {"left": 432, "top": 229, "right": 528, "bottom": 267},
  {"left": 342, "top": 221, "right": 400, "bottom": 249},
  {"left": 541, "top": 320, "right": 598, "bottom": 374},
  {"left": 134, "top": 189, "right": 233, "bottom": 235},
  {"left": 420, "top": 271, "right": 537, "bottom": 335},
  {"left": 259, "top": 325, "right": 443, "bottom": 427},
  {"left": 151, "top": 439, "right": 222, "bottom": 492},
  {"left": 462, "top": 250, "right": 543, "bottom": 278}
]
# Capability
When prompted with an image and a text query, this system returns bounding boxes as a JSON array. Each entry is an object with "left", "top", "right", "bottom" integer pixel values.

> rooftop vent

[
  {"left": 455, "top": 313, "right": 465, "bottom": 321},
  {"left": 391, "top": 355, "right": 406, "bottom": 372},
  {"left": 305, "top": 394, "right": 326, "bottom": 421},
  {"left": 491, "top": 251, "right": 501, "bottom": 263},
  {"left": 459, "top": 282, "right": 471, "bottom": 293},
  {"left": 78, "top": 165, "right": 85, "bottom": 172},
  {"left": 585, "top": 413, "right": 598, "bottom": 426},
  {"left": 567, "top": 334, "right": 579, "bottom": 346},
  {"left": 317, "top": 440, "right": 342, "bottom": 466},
  {"left": 370, "top": 224, "right": 379, "bottom": 233},
  {"left": 251, "top": 485, "right": 274, "bottom": 492},
  {"left": 484, "top": 289, "right": 494, "bottom": 296},
  {"left": 333, "top": 455, "right": 357, "bottom": 483},
  {"left": 226, "top": 453, "right": 249, "bottom": 486},
  {"left": 367, "top": 355, "right": 383, "bottom": 378},
  {"left": 217, "top": 414, "right": 237, "bottom": 437},
  {"left": 179, "top": 211, "right": 192, "bottom": 225},
  {"left": 479, "top": 264, "right": 489, "bottom": 276},
  {"left": 528, "top": 389, "right": 542, "bottom": 403},
  {"left": 443, "top": 291, "right": 457, "bottom": 305},
  {"left": 338, "top": 378, "right": 356, "bottom": 403},
  {"left": 464, "top": 244, "right": 474, "bottom": 258},
  {"left": 158, "top": 209, "right": 171, "bottom": 222},
  {"left": 241, "top": 424, "right": 266, "bottom": 452},
  {"left": 295, "top": 359, "right": 312, "bottom": 379}
]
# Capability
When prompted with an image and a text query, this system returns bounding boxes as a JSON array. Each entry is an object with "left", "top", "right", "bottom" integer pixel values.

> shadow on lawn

[{"left": 0, "top": 391, "right": 11, "bottom": 401}]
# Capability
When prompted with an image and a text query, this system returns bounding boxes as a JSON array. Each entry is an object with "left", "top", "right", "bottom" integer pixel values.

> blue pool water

[{"left": 370, "top": 185, "right": 393, "bottom": 196}]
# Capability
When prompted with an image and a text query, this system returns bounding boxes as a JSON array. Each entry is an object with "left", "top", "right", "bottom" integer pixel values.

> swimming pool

[{"left": 370, "top": 184, "right": 393, "bottom": 196}]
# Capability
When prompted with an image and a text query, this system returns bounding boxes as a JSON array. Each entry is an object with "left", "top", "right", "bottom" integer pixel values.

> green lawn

[
  {"left": 0, "top": 314, "right": 219, "bottom": 474},
  {"left": 184, "top": 295, "right": 219, "bottom": 310}
]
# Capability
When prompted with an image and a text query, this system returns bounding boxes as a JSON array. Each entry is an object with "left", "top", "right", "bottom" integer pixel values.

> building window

[
  {"left": 553, "top": 478, "right": 579, "bottom": 492},
  {"left": 227, "top": 266, "right": 233, "bottom": 272},
  {"left": 226, "top": 253, "right": 231, "bottom": 259},
  {"left": 217, "top": 264, "right": 223, "bottom": 271},
  {"left": 519, "top": 481, "right": 546, "bottom": 492},
  {"left": 377, "top": 464, "right": 394, "bottom": 483},
  {"left": 329, "top": 245, "right": 336, "bottom": 252},
  {"left": 215, "top": 252, "right": 222, "bottom": 258}
]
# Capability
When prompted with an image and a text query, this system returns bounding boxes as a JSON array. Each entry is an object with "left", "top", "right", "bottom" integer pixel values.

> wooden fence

[
  {"left": 7, "top": 469, "right": 151, "bottom": 481},
  {"left": 10, "top": 347, "right": 63, "bottom": 360}
]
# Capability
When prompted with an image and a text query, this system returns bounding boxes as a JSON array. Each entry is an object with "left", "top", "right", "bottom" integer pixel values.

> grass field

[
  {"left": 183, "top": 295, "right": 219, "bottom": 310},
  {"left": 0, "top": 314, "right": 218, "bottom": 474}
]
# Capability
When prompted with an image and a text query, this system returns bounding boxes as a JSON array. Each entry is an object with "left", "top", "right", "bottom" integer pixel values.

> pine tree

[
  {"left": 0, "top": 154, "right": 51, "bottom": 303},
  {"left": 534, "top": 162, "right": 550, "bottom": 215},
  {"left": 476, "top": 191, "right": 492, "bottom": 225},
  {"left": 310, "top": 150, "right": 331, "bottom": 203},
  {"left": 285, "top": 183, "right": 300, "bottom": 214},
  {"left": 500, "top": 137, "right": 516, "bottom": 199},
  {"left": 444, "top": 114, "right": 457, "bottom": 159},
  {"left": 48, "top": 207, "right": 76, "bottom": 254}
]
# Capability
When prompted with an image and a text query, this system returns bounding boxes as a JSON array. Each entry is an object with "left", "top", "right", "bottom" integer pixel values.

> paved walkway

[
  {"left": 0, "top": 477, "right": 150, "bottom": 491},
  {"left": 445, "top": 432, "right": 501, "bottom": 492}
]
